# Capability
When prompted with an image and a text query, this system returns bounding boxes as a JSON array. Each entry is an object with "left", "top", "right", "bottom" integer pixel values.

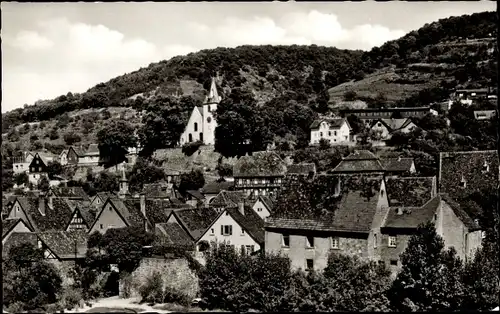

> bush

[
  {"left": 163, "top": 286, "right": 191, "bottom": 307},
  {"left": 182, "top": 141, "right": 203, "bottom": 157},
  {"left": 63, "top": 132, "right": 82, "bottom": 145},
  {"left": 63, "top": 287, "right": 83, "bottom": 310},
  {"left": 343, "top": 90, "right": 358, "bottom": 101},
  {"left": 45, "top": 302, "right": 65, "bottom": 313},
  {"left": 30, "top": 140, "right": 44, "bottom": 151},
  {"left": 30, "top": 134, "right": 39, "bottom": 141},
  {"left": 139, "top": 272, "right": 164, "bottom": 304}
]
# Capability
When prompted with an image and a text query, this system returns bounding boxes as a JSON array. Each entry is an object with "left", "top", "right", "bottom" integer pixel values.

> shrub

[
  {"left": 139, "top": 272, "right": 164, "bottom": 304},
  {"left": 45, "top": 302, "right": 65, "bottom": 313},
  {"left": 30, "top": 140, "right": 43, "bottom": 151},
  {"left": 30, "top": 134, "right": 39, "bottom": 141},
  {"left": 163, "top": 286, "right": 191, "bottom": 307},
  {"left": 49, "top": 128, "right": 59, "bottom": 140},
  {"left": 343, "top": 90, "right": 358, "bottom": 101},
  {"left": 182, "top": 141, "right": 203, "bottom": 156},
  {"left": 63, "top": 287, "right": 83, "bottom": 310},
  {"left": 63, "top": 132, "right": 82, "bottom": 145}
]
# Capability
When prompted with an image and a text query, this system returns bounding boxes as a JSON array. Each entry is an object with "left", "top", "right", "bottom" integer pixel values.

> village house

[
  {"left": 247, "top": 195, "right": 274, "bottom": 220},
  {"left": 330, "top": 150, "right": 416, "bottom": 176},
  {"left": 197, "top": 203, "right": 265, "bottom": 255},
  {"left": 339, "top": 106, "right": 431, "bottom": 121},
  {"left": 78, "top": 144, "right": 100, "bottom": 166},
  {"left": 209, "top": 190, "right": 247, "bottom": 213},
  {"left": 66, "top": 201, "right": 97, "bottom": 232},
  {"left": 473, "top": 110, "right": 497, "bottom": 120},
  {"left": 233, "top": 151, "right": 287, "bottom": 199},
  {"left": 90, "top": 192, "right": 116, "bottom": 208},
  {"left": 6, "top": 195, "right": 74, "bottom": 232},
  {"left": 438, "top": 150, "right": 499, "bottom": 202},
  {"left": 200, "top": 181, "right": 235, "bottom": 205},
  {"left": 27, "top": 153, "right": 50, "bottom": 186},
  {"left": 184, "top": 190, "right": 206, "bottom": 207},
  {"left": 179, "top": 77, "right": 220, "bottom": 146},
  {"left": 12, "top": 151, "right": 35, "bottom": 174},
  {"left": 309, "top": 118, "right": 352, "bottom": 145},
  {"left": 369, "top": 118, "right": 418, "bottom": 140},
  {"left": 286, "top": 163, "right": 317, "bottom": 180},
  {"left": 58, "top": 146, "right": 83, "bottom": 166},
  {"left": 2, "top": 218, "right": 33, "bottom": 244},
  {"left": 380, "top": 194, "right": 482, "bottom": 274}
]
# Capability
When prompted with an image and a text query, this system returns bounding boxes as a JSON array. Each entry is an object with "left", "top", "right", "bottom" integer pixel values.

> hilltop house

[
  {"left": 438, "top": 150, "right": 499, "bottom": 202},
  {"left": 369, "top": 118, "right": 418, "bottom": 140},
  {"left": 309, "top": 118, "right": 352, "bottom": 145},
  {"left": 233, "top": 151, "right": 287, "bottom": 199},
  {"left": 28, "top": 153, "right": 50, "bottom": 186},
  {"left": 12, "top": 151, "right": 35, "bottom": 174},
  {"left": 197, "top": 203, "right": 265, "bottom": 255},
  {"left": 59, "top": 146, "right": 83, "bottom": 166},
  {"left": 78, "top": 144, "right": 100, "bottom": 165},
  {"left": 339, "top": 107, "right": 431, "bottom": 121},
  {"left": 473, "top": 110, "right": 497, "bottom": 120},
  {"left": 330, "top": 150, "right": 416, "bottom": 176},
  {"left": 179, "top": 77, "right": 220, "bottom": 146}
]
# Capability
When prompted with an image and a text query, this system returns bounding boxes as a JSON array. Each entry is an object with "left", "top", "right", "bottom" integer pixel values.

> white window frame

[
  {"left": 388, "top": 236, "right": 397, "bottom": 247},
  {"left": 331, "top": 237, "right": 339, "bottom": 250}
]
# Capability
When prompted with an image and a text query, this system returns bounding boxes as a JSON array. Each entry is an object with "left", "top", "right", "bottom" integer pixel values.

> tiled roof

[
  {"left": 380, "top": 158, "right": 415, "bottom": 172},
  {"left": 71, "top": 146, "right": 85, "bottom": 156},
  {"left": 226, "top": 206, "right": 265, "bottom": 244},
  {"left": 173, "top": 207, "right": 219, "bottom": 241},
  {"left": 331, "top": 150, "right": 385, "bottom": 173},
  {"left": 107, "top": 198, "right": 148, "bottom": 228},
  {"left": 2, "top": 232, "right": 38, "bottom": 258},
  {"left": 201, "top": 181, "right": 235, "bottom": 195},
  {"left": 385, "top": 177, "right": 436, "bottom": 207},
  {"left": 186, "top": 190, "right": 205, "bottom": 200},
  {"left": 209, "top": 191, "right": 246, "bottom": 208},
  {"left": 17, "top": 197, "right": 74, "bottom": 232},
  {"left": 439, "top": 150, "right": 499, "bottom": 201},
  {"left": 85, "top": 144, "right": 100, "bottom": 156},
  {"left": 49, "top": 187, "right": 89, "bottom": 200},
  {"left": 378, "top": 118, "right": 413, "bottom": 131},
  {"left": 2, "top": 218, "right": 30, "bottom": 238},
  {"left": 96, "top": 192, "right": 116, "bottom": 202},
  {"left": 143, "top": 183, "right": 176, "bottom": 199},
  {"left": 144, "top": 199, "right": 180, "bottom": 225},
  {"left": 310, "top": 118, "right": 347, "bottom": 130},
  {"left": 37, "top": 230, "right": 88, "bottom": 259},
  {"left": 155, "top": 222, "right": 194, "bottom": 248},
  {"left": 259, "top": 195, "right": 275, "bottom": 212},
  {"left": 383, "top": 196, "right": 441, "bottom": 230},
  {"left": 440, "top": 193, "right": 481, "bottom": 231},
  {"left": 286, "top": 163, "right": 317, "bottom": 176},
  {"left": 233, "top": 151, "right": 287, "bottom": 177}
]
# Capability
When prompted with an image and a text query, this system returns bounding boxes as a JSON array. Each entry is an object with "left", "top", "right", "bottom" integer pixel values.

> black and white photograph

[{"left": 1, "top": 1, "right": 498, "bottom": 313}]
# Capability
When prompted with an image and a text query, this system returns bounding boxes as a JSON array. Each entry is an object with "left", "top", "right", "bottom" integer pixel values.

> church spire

[{"left": 205, "top": 77, "right": 221, "bottom": 104}]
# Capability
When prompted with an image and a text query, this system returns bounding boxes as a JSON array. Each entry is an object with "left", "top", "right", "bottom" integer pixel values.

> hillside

[{"left": 1, "top": 11, "right": 497, "bottom": 151}]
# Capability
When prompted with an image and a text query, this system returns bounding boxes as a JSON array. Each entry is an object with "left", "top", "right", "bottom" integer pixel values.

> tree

[
  {"left": 216, "top": 157, "right": 233, "bottom": 180},
  {"left": 2, "top": 168, "right": 15, "bottom": 191},
  {"left": 14, "top": 172, "right": 29, "bottom": 186},
  {"left": 97, "top": 119, "right": 137, "bottom": 167},
  {"left": 126, "top": 158, "right": 166, "bottom": 193},
  {"left": 92, "top": 172, "right": 120, "bottom": 193},
  {"left": 3, "top": 242, "right": 63, "bottom": 311},
  {"left": 343, "top": 91, "right": 358, "bottom": 101},
  {"left": 318, "top": 138, "right": 331, "bottom": 150},
  {"left": 388, "top": 222, "right": 465, "bottom": 311},
  {"left": 38, "top": 176, "right": 50, "bottom": 192},
  {"left": 178, "top": 169, "right": 205, "bottom": 194},
  {"left": 46, "top": 161, "right": 63, "bottom": 180},
  {"left": 63, "top": 132, "right": 82, "bottom": 145}
]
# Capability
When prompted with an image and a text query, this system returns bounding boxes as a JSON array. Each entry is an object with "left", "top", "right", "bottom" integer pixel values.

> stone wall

[{"left": 119, "top": 257, "right": 199, "bottom": 300}]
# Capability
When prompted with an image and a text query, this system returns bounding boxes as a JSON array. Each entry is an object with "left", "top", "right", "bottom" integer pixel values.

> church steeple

[
  {"left": 119, "top": 162, "right": 129, "bottom": 198},
  {"left": 204, "top": 77, "right": 221, "bottom": 104}
]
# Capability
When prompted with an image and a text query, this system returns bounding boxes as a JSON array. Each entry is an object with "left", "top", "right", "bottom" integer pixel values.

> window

[
  {"left": 208, "top": 105, "right": 211, "bottom": 111},
  {"left": 194, "top": 122, "right": 198, "bottom": 132},
  {"left": 282, "top": 234, "right": 290, "bottom": 247},
  {"left": 241, "top": 228, "right": 245, "bottom": 235},
  {"left": 225, "top": 211, "right": 229, "bottom": 216},
  {"left": 306, "top": 259, "right": 314, "bottom": 271},
  {"left": 320, "top": 132, "right": 323, "bottom": 137},
  {"left": 100, "top": 224, "right": 104, "bottom": 229},
  {"left": 241, "top": 245, "right": 245, "bottom": 254},
  {"left": 374, "top": 234, "right": 377, "bottom": 248},
  {"left": 246, "top": 245, "right": 254, "bottom": 253},
  {"left": 328, "top": 131, "right": 331, "bottom": 136},
  {"left": 210, "top": 228, "right": 215, "bottom": 235},
  {"left": 377, "top": 122, "right": 382, "bottom": 127},
  {"left": 390, "top": 259, "right": 398, "bottom": 266},
  {"left": 306, "top": 236, "right": 314, "bottom": 248},
  {"left": 381, "top": 189, "right": 384, "bottom": 197},
  {"left": 482, "top": 162, "right": 490, "bottom": 173},
  {"left": 257, "top": 207, "right": 262, "bottom": 212},
  {"left": 460, "top": 177, "right": 467, "bottom": 188},
  {"left": 334, "top": 131, "right": 337, "bottom": 136},
  {"left": 221, "top": 225, "right": 232, "bottom": 236},
  {"left": 331, "top": 237, "right": 339, "bottom": 249},
  {"left": 434, "top": 213, "right": 437, "bottom": 221},
  {"left": 388, "top": 236, "right": 397, "bottom": 247}
]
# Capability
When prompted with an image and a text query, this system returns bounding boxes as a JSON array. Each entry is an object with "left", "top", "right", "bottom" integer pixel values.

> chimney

[
  {"left": 140, "top": 194, "right": 146, "bottom": 218},
  {"left": 238, "top": 201, "right": 245, "bottom": 216},
  {"left": 38, "top": 197, "right": 46, "bottom": 216}
]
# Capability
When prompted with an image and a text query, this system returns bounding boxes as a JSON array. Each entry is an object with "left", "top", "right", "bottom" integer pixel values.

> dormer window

[{"left": 460, "top": 176, "right": 467, "bottom": 188}]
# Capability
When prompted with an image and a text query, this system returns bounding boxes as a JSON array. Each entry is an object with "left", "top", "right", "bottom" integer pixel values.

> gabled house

[
  {"left": 88, "top": 196, "right": 152, "bottom": 234},
  {"left": 248, "top": 195, "right": 274, "bottom": 220},
  {"left": 200, "top": 181, "right": 235, "bottom": 204},
  {"left": 265, "top": 175, "right": 390, "bottom": 271},
  {"left": 12, "top": 151, "right": 35, "bottom": 174},
  {"left": 28, "top": 153, "right": 50, "bottom": 186},
  {"left": 65, "top": 201, "right": 97, "bottom": 232},
  {"left": 209, "top": 190, "right": 247, "bottom": 214},
  {"left": 166, "top": 207, "right": 219, "bottom": 245},
  {"left": 370, "top": 118, "right": 418, "bottom": 140},
  {"left": 154, "top": 222, "right": 195, "bottom": 250},
  {"left": 438, "top": 150, "right": 499, "bottom": 203},
  {"left": 179, "top": 77, "right": 221, "bottom": 146},
  {"left": 197, "top": 203, "right": 265, "bottom": 255},
  {"left": 59, "top": 146, "right": 83, "bottom": 166},
  {"left": 380, "top": 194, "right": 482, "bottom": 274},
  {"left": 2, "top": 218, "right": 33, "bottom": 244},
  {"left": 90, "top": 192, "right": 116, "bottom": 208},
  {"left": 286, "top": 163, "right": 317, "bottom": 181},
  {"left": 233, "top": 151, "right": 287, "bottom": 199},
  {"left": 78, "top": 144, "right": 100, "bottom": 165},
  {"left": 331, "top": 150, "right": 416, "bottom": 176},
  {"left": 309, "top": 118, "right": 352, "bottom": 145},
  {"left": 7, "top": 196, "right": 74, "bottom": 232}
]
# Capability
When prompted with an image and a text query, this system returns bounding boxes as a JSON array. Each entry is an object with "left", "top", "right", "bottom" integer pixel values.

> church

[{"left": 179, "top": 77, "right": 221, "bottom": 146}]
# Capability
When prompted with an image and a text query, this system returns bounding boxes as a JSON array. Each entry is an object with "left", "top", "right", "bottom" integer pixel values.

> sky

[{"left": 1, "top": 1, "right": 496, "bottom": 113}]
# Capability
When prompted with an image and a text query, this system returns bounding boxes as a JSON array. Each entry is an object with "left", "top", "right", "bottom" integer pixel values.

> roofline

[
  {"left": 12, "top": 198, "right": 37, "bottom": 231},
  {"left": 88, "top": 198, "right": 131, "bottom": 232},
  {"left": 264, "top": 225, "right": 370, "bottom": 235},
  {"left": 169, "top": 210, "right": 199, "bottom": 242},
  {"left": 340, "top": 107, "right": 430, "bottom": 112}
]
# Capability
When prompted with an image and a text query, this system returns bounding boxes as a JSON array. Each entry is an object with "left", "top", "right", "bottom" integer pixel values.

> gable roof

[
  {"left": 209, "top": 190, "right": 246, "bottom": 208},
  {"left": 205, "top": 77, "right": 221, "bottom": 104},
  {"left": 267, "top": 175, "right": 384, "bottom": 234},
  {"left": 91, "top": 198, "right": 148, "bottom": 231},
  {"left": 310, "top": 118, "right": 348, "bottom": 130},
  {"left": 155, "top": 222, "right": 194, "bottom": 248},
  {"left": 257, "top": 195, "right": 275, "bottom": 212},
  {"left": 385, "top": 176, "right": 436, "bottom": 207},
  {"left": 233, "top": 151, "right": 287, "bottom": 177},
  {"left": 84, "top": 144, "right": 100, "bottom": 156},
  {"left": 383, "top": 196, "right": 441, "bottom": 230},
  {"left": 380, "top": 158, "right": 415, "bottom": 172},
  {"left": 36, "top": 230, "right": 88, "bottom": 259},
  {"left": 438, "top": 150, "right": 499, "bottom": 201},
  {"left": 331, "top": 150, "right": 385, "bottom": 173},
  {"left": 49, "top": 187, "right": 89, "bottom": 200},
  {"left": 439, "top": 193, "right": 481, "bottom": 231},
  {"left": 225, "top": 206, "right": 265, "bottom": 244},
  {"left": 201, "top": 181, "right": 235, "bottom": 195},
  {"left": 374, "top": 118, "right": 414, "bottom": 132},
  {"left": 144, "top": 199, "right": 189, "bottom": 226},
  {"left": 143, "top": 183, "right": 178, "bottom": 199},
  {"left": 172, "top": 207, "right": 219, "bottom": 241},
  {"left": 2, "top": 218, "right": 32, "bottom": 239},
  {"left": 15, "top": 197, "right": 74, "bottom": 232},
  {"left": 286, "top": 163, "right": 317, "bottom": 176},
  {"left": 66, "top": 200, "right": 97, "bottom": 228}
]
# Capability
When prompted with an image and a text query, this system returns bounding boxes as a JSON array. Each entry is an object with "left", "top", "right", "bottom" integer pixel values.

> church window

[
  {"left": 207, "top": 117, "right": 212, "bottom": 123},
  {"left": 194, "top": 123, "right": 198, "bottom": 132},
  {"left": 208, "top": 105, "right": 211, "bottom": 111},
  {"left": 189, "top": 134, "right": 193, "bottom": 142},
  {"left": 320, "top": 132, "right": 323, "bottom": 137}
]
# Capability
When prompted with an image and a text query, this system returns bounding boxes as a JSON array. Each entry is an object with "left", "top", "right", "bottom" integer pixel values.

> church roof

[{"left": 204, "top": 77, "right": 221, "bottom": 104}]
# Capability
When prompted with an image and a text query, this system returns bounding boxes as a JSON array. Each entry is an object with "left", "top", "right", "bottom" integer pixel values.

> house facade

[
  {"left": 12, "top": 152, "right": 34, "bottom": 174},
  {"left": 59, "top": 146, "right": 81, "bottom": 166},
  {"left": 233, "top": 151, "right": 287, "bottom": 199},
  {"left": 88, "top": 197, "right": 150, "bottom": 234},
  {"left": 249, "top": 195, "right": 273, "bottom": 220},
  {"left": 340, "top": 107, "right": 431, "bottom": 121},
  {"left": 370, "top": 118, "right": 418, "bottom": 140},
  {"left": 28, "top": 153, "right": 50, "bottom": 186},
  {"left": 309, "top": 118, "right": 352, "bottom": 145},
  {"left": 78, "top": 144, "right": 100, "bottom": 165},
  {"left": 179, "top": 77, "right": 220, "bottom": 146},
  {"left": 473, "top": 110, "right": 497, "bottom": 121}
]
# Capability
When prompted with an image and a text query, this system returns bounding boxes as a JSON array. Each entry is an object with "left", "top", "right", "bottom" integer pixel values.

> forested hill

[{"left": 2, "top": 11, "right": 497, "bottom": 133}]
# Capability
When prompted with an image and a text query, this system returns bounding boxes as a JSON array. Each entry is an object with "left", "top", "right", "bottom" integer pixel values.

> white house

[
  {"left": 249, "top": 195, "right": 273, "bottom": 220},
  {"left": 196, "top": 203, "right": 265, "bottom": 255},
  {"left": 12, "top": 152, "right": 34, "bottom": 174},
  {"left": 179, "top": 77, "right": 221, "bottom": 146},
  {"left": 78, "top": 144, "right": 100, "bottom": 165},
  {"left": 309, "top": 118, "right": 351, "bottom": 145},
  {"left": 370, "top": 118, "right": 418, "bottom": 140}
]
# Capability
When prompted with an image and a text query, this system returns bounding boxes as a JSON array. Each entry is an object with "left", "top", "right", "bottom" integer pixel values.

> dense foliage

[
  {"left": 178, "top": 169, "right": 205, "bottom": 194},
  {"left": 127, "top": 157, "right": 167, "bottom": 193},
  {"left": 97, "top": 119, "right": 137, "bottom": 167}
]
